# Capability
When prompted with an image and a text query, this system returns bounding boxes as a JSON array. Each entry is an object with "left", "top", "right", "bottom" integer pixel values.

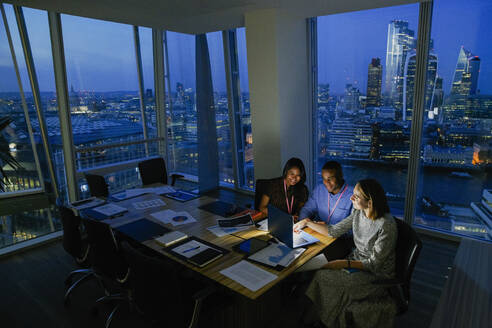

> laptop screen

[{"left": 267, "top": 204, "right": 294, "bottom": 248}]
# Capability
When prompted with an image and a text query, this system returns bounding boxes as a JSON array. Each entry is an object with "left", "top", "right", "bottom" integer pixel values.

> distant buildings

[
  {"left": 450, "top": 46, "right": 481, "bottom": 97},
  {"left": 384, "top": 20, "right": 415, "bottom": 112},
  {"left": 366, "top": 58, "right": 382, "bottom": 108}
]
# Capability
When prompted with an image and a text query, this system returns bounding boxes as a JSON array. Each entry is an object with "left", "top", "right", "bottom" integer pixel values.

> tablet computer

[{"left": 233, "top": 238, "right": 270, "bottom": 255}]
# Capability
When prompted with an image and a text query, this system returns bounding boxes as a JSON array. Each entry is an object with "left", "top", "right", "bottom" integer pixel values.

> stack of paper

[
  {"left": 150, "top": 209, "right": 196, "bottom": 226},
  {"left": 154, "top": 231, "right": 188, "bottom": 247},
  {"left": 248, "top": 243, "right": 306, "bottom": 268}
]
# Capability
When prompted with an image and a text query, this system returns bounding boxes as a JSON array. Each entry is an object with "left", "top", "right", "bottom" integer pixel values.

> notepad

[
  {"left": 187, "top": 248, "right": 223, "bottom": 268},
  {"left": 154, "top": 231, "right": 188, "bottom": 247}
]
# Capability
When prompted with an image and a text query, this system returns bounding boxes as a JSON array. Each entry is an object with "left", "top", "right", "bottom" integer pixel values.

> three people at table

[
  {"left": 258, "top": 157, "right": 309, "bottom": 219},
  {"left": 295, "top": 179, "right": 397, "bottom": 327}
]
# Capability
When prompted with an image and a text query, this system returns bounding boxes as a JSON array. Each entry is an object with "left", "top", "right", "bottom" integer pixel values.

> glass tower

[{"left": 366, "top": 58, "right": 383, "bottom": 108}]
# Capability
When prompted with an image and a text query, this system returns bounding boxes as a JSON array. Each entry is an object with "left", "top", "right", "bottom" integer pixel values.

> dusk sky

[{"left": 0, "top": 0, "right": 491, "bottom": 96}]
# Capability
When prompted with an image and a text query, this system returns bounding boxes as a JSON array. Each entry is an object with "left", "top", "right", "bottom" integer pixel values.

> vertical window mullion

[{"left": 404, "top": 1, "right": 434, "bottom": 225}]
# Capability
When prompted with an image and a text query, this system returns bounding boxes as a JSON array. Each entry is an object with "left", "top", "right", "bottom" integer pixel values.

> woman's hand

[
  {"left": 322, "top": 260, "right": 347, "bottom": 270},
  {"left": 293, "top": 218, "right": 310, "bottom": 232}
]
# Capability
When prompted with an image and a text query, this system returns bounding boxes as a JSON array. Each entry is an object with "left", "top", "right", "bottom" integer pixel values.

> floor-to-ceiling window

[
  {"left": 414, "top": 0, "right": 492, "bottom": 240},
  {"left": 314, "top": 0, "right": 491, "bottom": 241},
  {"left": 236, "top": 28, "right": 255, "bottom": 190},
  {"left": 315, "top": 4, "right": 419, "bottom": 218}
]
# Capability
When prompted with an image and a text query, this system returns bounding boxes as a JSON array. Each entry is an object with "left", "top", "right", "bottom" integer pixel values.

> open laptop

[{"left": 268, "top": 204, "right": 319, "bottom": 248}]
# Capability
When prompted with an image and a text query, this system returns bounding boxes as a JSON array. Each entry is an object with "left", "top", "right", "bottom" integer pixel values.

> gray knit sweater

[{"left": 327, "top": 209, "right": 397, "bottom": 278}]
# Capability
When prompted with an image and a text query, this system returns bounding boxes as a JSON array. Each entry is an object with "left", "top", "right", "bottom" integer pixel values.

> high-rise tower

[
  {"left": 366, "top": 58, "right": 383, "bottom": 108},
  {"left": 402, "top": 51, "right": 438, "bottom": 121},
  {"left": 384, "top": 20, "right": 415, "bottom": 111},
  {"left": 450, "top": 46, "right": 480, "bottom": 97}
]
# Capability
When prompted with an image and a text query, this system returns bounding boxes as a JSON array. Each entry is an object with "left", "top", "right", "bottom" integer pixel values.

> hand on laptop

[{"left": 293, "top": 218, "right": 311, "bottom": 233}]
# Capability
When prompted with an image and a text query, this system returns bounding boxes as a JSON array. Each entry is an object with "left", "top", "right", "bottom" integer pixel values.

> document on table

[
  {"left": 220, "top": 260, "right": 277, "bottom": 292},
  {"left": 111, "top": 188, "right": 149, "bottom": 201},
  {"left": 132, "top": 198, "right": 166, "bottom": 210},
  {"left": 207, "top": 224, "right": 252, "bottom": 237},
  {"left": 148, "top": 185, "right": 176, "bottom": 195},
  {"left": 248, "top": 243, "right": 306, "bottom": 268},
  {"left": 150, "top": 209, "right": 196, "bottom": 226},
  {"left": 92, "top": 203, "right": 127, "bottom": 216}
]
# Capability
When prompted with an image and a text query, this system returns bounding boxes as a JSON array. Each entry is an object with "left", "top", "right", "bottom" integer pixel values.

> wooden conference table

[{"left": 89, "top": 187, "right": 336, "bottom": 300}]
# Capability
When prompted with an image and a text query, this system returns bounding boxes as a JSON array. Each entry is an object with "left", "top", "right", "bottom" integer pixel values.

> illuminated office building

[
  {"left": 366, "top": 58, "right": 383, "bottom": 108},
  {"left": 344, "top": 84, "right": 361, "bottom": 111},
  {"left": 450, "top": 46, "right": 481, "bottom": 97},
  {"left": 402, "top": 51, "right": 438, "bottom": 121},
  {"left": 384, "top": 20, "right": 415, "bottom": 111}
]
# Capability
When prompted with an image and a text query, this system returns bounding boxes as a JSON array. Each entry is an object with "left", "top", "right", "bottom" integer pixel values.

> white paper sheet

[
  {"left": 248, "top": 243, "right": 306, "bottom": 267},
  {"left": 92, "top": 203, "right": 127, "bottom": 216},
  {"left": 132, "top": 198, "right": 166, "bottom": 210},
  {"left": 220, "top": 260, "right": 277, "bottom": 292},
  {"left": 149, "top": 185, "right": 176, "bottom": 195},
  {"left": 171, "top": 240, "right": 211, "bottom": 258},
  {"left": 112, "top": 188, "right": 149, "bottom": 200},
  {"left": 150, "top": 209, "right": 196, "bottom": 226},
  {"left": 150, "top": 209, "right": 177, "bottom": 224},
  {"left": 207, "top": 224, "right": 252, "bottom": 237}
]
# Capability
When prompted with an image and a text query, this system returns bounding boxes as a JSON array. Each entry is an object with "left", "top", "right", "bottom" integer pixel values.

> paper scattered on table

[
  {"left": 150, "top": 209, "right": 196, "bottom": 226},
  {"left": 111, "top": 188, "right": 149, "bottom": 201},
  {"left": 220, "top": 260, "right": 277, "bottom": 292},
  {"left": 256, "top": 219, "right": 268, "bottom": 231},
  {"left": 248, "top": 243, "right": 306, "bottom": 267},
  {"left": 132, "top": 198, "right": 166, "bottom": 210},
  {"left": 92, "top": 203, "right": 127, "bottom": 216},
  {"left": 207, "top": 224, "right": 252, "bottom": 237},
  {"left": 148, "top": 185, "right": 176, "bottom": 195}
]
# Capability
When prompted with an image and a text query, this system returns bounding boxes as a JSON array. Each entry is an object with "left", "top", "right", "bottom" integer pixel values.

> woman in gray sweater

[{"left": 294, "top": 178, "right": 397, "bottom": 327}]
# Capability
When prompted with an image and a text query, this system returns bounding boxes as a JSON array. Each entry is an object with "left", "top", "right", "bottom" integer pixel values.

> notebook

[{"left": 154, "top": 231, "right": 188, "bottom": 247}]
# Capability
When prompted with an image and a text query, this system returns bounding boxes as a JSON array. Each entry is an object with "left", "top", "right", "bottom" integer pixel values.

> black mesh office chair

[
  {"left": 85, "top": 173, "right": 109, "bottom": 198},
  {"left": 373, "top": 217, "right": 423, "bottom": 314},
  {"left": 81, "top": 218, "right": 130, "bottom": 328},
  {"left": 59, "top": 205, "right": 94, "bottom": 306},
  {"left": 120, "top": 241, "right": 215, "bottom": 328},
  {"left": 138, "top": 157, "right": 183, "bottom": 186},
  {"left": 254, "top": 178, "right": 271, "bottom": 210}
]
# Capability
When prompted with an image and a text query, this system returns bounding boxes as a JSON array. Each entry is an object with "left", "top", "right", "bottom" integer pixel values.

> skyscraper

[
  {"left": 344, "top": 84, "right": 361, "bottom": 111},
  {"left": 450, "top": 46, "right": 480, "bottom": 97},
  {"left": 384, "top": 20, "right": 415, "bottom": 112},
  {"left": 366, "top": 58, "right": 382, "bottom": 108},
  {"left": 402, "top": 51, "right": 438, "bottom": 121}
]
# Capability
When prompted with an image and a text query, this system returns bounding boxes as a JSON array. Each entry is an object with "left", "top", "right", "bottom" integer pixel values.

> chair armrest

[{"left": 170, "top": 174, "right": 185, "bottom": 186}]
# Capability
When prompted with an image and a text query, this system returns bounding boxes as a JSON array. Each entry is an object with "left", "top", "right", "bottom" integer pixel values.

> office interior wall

[{"left": 245, "top": 9, "right": 312, "bottom": 187}]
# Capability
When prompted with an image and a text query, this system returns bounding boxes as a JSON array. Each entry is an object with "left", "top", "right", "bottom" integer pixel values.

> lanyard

[
  {"left": 327, "top": 184, "right": 348, "bottom": 223},
  {"left": 283, "top": 180, "right": 294, "bottom": 214}
]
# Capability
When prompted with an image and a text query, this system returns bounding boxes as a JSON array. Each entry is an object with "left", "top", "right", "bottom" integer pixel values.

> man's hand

[{"left": 293, "top": 218, "right": 310, "bottom": 232}]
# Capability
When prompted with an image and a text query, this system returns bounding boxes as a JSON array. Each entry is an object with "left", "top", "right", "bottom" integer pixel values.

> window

[
  {"left": 0, "top": 5, "right": 42, "bottom": 193},
  {"left": 61, "top": 15, "right": 158, "bottom": 193},
  {"left": 415, "top": 0, "right": 492, "bottom": 241},
  {"left": 236, "top": 28, "right": 255, "bottom": 189},
  {"left": 207, "top": 31, "right": 234, "bottom": 185},
  {"left": 316, "top": 5, "right": 419, "bottom": 218},
  {"left": 165, "top": 31, "right": 198, "bottom": 177}
]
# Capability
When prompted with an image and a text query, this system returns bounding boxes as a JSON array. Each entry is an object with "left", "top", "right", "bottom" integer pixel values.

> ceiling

[{"left": 4, "top": 0, "right": 421, "bottom": 34}]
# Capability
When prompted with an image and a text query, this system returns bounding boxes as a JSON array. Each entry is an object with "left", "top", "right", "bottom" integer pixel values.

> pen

[{"left": 183, "top": 245, "right": 200, "bottom": 253}]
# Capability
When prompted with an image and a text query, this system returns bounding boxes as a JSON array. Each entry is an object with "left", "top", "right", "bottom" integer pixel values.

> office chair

[
  {"left": 138, "top": 157, "right": 183, "bottom": 186},
  {"left": 58, "top": 205, "right": 94, "bottom": 306},
  {"left": 120, "top": 241, "right": 216, "bottom": 328},
  {"left": 81, "top": 217, "right": 130, "bottom": 328},
  {"left": 344, "top": 217, "right": 422, "bottom": 327},
  {"left": 85, "top": 173, "right": 109, "bottom": 198},
  {"left": 374, "top": 217, "right": 423, "bottom": 314},
  {"left": 254, "top": 178, "right": 271, "bottom": 210}
]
